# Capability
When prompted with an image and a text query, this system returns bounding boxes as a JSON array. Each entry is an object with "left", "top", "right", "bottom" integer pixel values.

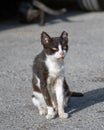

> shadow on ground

[
  {"left": 67, "top": 87, "right": 104, "bottom": 115},
  {"left": 0, "top": 11, "right": 86, "bottom": 32}
]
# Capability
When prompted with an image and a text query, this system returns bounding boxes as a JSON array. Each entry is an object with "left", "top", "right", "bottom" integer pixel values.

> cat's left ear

[
  {"left": 41, "top": 32, "right": 51, "bottom": 46},
  {"left": 60, "top": 31, "right": 68, "bottom": 41}
]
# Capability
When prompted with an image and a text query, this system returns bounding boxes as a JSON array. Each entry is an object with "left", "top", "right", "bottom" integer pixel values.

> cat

[
  {"left": 32, "top": 31, "right": 83, "bottom": 119},
  {"left": 19, "top": 0, "right": 66, "bottom": 25}
]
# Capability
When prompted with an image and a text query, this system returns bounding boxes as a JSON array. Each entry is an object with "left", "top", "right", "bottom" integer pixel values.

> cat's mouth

[
  {"left": 54, "top": 51, "right": 66, "bottom": 60},
  {"left": 57, "top": 55, "right": 65, "bottom": 59}
]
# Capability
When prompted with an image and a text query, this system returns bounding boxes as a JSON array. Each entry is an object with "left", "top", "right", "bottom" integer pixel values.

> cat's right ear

[{"left": 41, "top": 32, "right": 51, "bottom": 46}]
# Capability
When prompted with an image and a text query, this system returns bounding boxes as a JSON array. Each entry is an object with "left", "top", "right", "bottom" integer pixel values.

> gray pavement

[{"left": 0, "top": 11, "right": 104, "bottom": 130}]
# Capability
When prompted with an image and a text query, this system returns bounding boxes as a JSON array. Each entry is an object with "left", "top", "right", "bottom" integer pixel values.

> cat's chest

[{"left": 45, "top": 58, "right": 64, "bottom": 77}]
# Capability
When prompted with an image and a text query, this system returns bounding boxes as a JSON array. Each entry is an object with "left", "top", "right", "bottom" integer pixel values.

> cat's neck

[{"left": 45, "top": 54, "right": 64, "bottom": 77}]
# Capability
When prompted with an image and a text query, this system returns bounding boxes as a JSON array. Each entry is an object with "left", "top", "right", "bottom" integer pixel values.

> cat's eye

[
  {"left": 63, "top": 46, "right": 67, "bottom": 50},
  {"left": 51, "top": 47, "right": 58, "bottom": 51}
]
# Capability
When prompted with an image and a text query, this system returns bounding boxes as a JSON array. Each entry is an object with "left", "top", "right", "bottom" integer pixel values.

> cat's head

[{"left": 41, "top": 31, "right": 68, "bottom": 60}]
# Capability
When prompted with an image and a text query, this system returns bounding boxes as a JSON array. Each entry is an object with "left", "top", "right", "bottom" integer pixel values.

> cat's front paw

[
  {"left": 46, "top": 106, "right": 57, "bottom": 119},
  {"left": 59, "top": 112, "right": 69, "bottom": 119},
  {"left": 46, "top": 112, "right": 56, "bottom": 119},
  {"left": 39, "top": 109, "right": 47, "bottom": 116}
]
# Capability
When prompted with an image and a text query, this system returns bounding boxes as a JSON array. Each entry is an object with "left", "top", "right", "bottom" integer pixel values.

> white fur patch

[
  {"left": 32, "top": 96, "right": 40, "bottom": 107},
  {"left": 32, "top": 91, "right": 46, "bottom": 107},
  {"left": 35, "top": 75, "right": 40, "bottom": 88},
  {"left": 55, "top": 77, "right": 64, "bottom": 104},
  {"left": 46, "top": 106, "right": 56, "bottom": 119},
  {"left": 45, "top": 55, "right": 64, "bottom": 78},
  {"left": 32, "top": 91, "right": 47, "bottom": 115},
  {"left": 47, "top": 106, "right": 54, "bottom": 115},
  {"left": 55, "top": 77, "right": 67, "bottom": 117}
]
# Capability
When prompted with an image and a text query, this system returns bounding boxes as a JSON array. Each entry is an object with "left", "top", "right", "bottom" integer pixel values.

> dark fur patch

[{"left": 32, "top": 51, "right": 53, "bottom": 106}]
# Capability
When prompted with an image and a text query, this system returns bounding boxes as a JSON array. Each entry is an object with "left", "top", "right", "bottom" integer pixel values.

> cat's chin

[{"left": 57, "top": 57, "right": 64, "bottom": 60}]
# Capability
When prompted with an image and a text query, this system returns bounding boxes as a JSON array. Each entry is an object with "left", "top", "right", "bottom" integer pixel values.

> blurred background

[{"left": 0, "top": 0, "right": 104, "bottom": 24}]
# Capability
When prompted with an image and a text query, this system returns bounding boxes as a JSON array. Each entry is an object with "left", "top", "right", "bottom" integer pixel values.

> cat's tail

[
  {"left": 33, "top": 0, "right": 66, "bottom": 15},
  {"left": 70, "top": 91, "right": 84, "bottom": 97}
]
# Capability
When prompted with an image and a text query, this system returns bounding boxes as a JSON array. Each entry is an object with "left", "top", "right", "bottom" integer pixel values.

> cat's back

[{"left": 34, "top": 50, "right": 46, "bottom": 62}]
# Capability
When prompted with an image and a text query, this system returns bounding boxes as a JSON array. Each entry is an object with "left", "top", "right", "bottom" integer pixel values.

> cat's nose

[{"left": 60, "top": 52, "right": 64, "bottom": 57}]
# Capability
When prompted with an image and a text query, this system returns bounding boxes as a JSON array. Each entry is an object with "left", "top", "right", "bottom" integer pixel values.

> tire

[
  {"left": 99, "top": 0, "right": 104, "bottom": 10},
  {"left": 78, "top": 0, "right": 102, "bottom": 11}
]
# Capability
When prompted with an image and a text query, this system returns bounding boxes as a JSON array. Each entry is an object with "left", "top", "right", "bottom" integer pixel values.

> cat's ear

[
  {"left": 60, "top": 31, "right": 68, "bottom": 41},
  {"left": 41, "top": 32, "right": 51, "bottom": 46}
]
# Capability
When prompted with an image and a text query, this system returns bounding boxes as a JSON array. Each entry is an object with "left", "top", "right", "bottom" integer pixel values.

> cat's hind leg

[
  {"left": 32, "top": 91, "right": 56, "bottom": 119},
  {"left": 32, "top": 91, "right": 47, "bottom": 115}
]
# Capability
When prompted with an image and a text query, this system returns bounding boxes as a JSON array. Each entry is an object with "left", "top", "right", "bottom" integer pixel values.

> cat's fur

[
  {"left": 32, "top": 31, "right": 83, "bottom": 119},
  {"left": 19, "top": 0, "right": 66, "bottom": 25}
]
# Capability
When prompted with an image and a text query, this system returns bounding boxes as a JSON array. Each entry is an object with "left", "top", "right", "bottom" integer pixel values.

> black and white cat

[{"left": 32, "top": 31, "right": 83, "bottom": 119}]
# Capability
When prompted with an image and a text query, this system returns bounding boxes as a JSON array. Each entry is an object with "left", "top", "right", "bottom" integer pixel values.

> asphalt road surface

[{"left": 0, "top": 11, "right": 104, "bottom": 130}]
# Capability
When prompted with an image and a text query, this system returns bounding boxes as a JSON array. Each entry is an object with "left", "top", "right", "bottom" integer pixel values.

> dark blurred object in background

[
  {"left": 78, "top": 0, "right": 104, "bottom": 11},
  {"left": 0, "top": 0, "right": 21, "bottom": 20},
  {"left": 0, "top": 0, "right": 103, "bottom": 22},
  {"left": 18, "top": 0, "right": 67, "bottom": 25}
]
